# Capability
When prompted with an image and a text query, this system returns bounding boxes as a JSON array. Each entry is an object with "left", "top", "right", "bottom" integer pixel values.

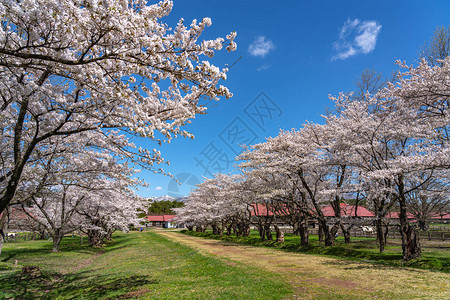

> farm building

[{"left": 146, "top": 215, "right": 176, "bottom": 228}]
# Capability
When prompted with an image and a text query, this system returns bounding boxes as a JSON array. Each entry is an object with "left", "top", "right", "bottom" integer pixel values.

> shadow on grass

[
  {"left": 1, "top": 234, "right": 134, "bottom": 260},
  {"left": 1, "top": 253, "right": 17, "bottom": 263},
  {"left": 181, "top": 230, "right": 450, "bottom": 273},
  {"left": 0, "top": 269, "right": 158, "bottom": 299}
]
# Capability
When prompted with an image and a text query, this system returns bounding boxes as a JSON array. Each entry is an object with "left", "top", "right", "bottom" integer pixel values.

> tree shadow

[
  {"left": 0, "top": 269, "right": 158, "bottom": 299},
  {"left": 1, "top": 253, "right": 16, "bottom": 262},
  {"left": 1, "top": 235, "right": 133, "bottom": 260},
  {"left": 323, "top": 257, "right": 446, "bottom": 273}
]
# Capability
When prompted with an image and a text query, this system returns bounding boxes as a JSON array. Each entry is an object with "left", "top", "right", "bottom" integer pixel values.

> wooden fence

[
  {"left": 281, "top": 227, "right": 450, "bottom": 241},
  {"left": 3, "top": 233, "right": 44, "bottom": 243}
]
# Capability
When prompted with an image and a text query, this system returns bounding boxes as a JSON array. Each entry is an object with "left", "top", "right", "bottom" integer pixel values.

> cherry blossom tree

[
  {"left": 175, "top": 173, "right": 248, "bottom": 235},
  {"left": 239, "top": 124, "right": 359, "bottom": 246},
  {"left": 0, "top": 0, "right": 237, "bottom": 215},
  {"left": 405, "top": 173, "right": 449, "bottom": 230},
  {"left": 77, "top": 188, "right": 145, "bottom": 248},
  {"left": 326, "top": 58, "right": 449, "bottom": 259},
  {"left": 238, "top": 132, "right": 312, "bottom": 243},
  {"left": 11, "top": 133, "right": 143, "bottom": 252}
]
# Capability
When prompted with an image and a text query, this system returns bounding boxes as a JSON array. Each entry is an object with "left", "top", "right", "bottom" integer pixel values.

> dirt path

[{"left": 156, "top": 230, "right": 450, "bottom": 299}]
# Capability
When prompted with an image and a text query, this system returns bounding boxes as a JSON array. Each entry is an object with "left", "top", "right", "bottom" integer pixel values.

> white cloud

[
  {"left": 256, "top": 64, "right": 271, "bottom": 71},
  {"left": 155, "top": 186, "right": 163, "bottom": 191},
  {"left": 248, "top": 36, "right": 275, "bottom": 57},
  {"left": 332, "top": 19, "right": 381, "bottom": 60}
]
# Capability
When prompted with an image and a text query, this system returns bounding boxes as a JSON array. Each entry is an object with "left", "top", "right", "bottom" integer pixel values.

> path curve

[{"left": 156, "top": 230, "right": 450, "bottom": 299}]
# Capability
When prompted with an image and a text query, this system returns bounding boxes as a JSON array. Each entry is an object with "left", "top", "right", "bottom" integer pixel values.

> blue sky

[{"left": 137, "top": 0, "right": 450, "bottom": 198}]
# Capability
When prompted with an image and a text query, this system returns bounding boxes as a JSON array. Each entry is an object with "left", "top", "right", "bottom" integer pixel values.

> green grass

[
  {"left": 0, "top": 231, "right": 292, "bottom": 299},
  {"left": 181, "top": 230, "right": 450, "bottom": 273}
]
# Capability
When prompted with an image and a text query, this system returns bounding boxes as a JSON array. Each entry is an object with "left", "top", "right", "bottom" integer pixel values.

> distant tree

[
  {"left": 147, "top": 200, "right": 185, "bottom": 214},
  {"left": 353, "top": 69, "right": 388, "bottom": 102},
  {"left": 420, "top": 26, "right": 450, "bottom": 66},
  {"left": 405, "top": 174, "right": 449, "bottom": 230},
  {"left": 77, "top": 188, "right": 145, "bottom": 248}
]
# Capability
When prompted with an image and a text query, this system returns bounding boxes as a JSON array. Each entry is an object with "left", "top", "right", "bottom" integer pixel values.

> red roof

[
  {"left": 1, "top": 207, "right": 36, "bottom": 221},
  {"left": 321, "top": 203, "right": 375, "bottom": 218},
  {"left": 385, "top": 212, "right": 415, "bottom": 219},
  {"left": 248, "top": 203, "right": 448, "bottom": 221},
  {"left": 147, "top": 215, "right": 176, "bottom": 222},
  {"left": 250, "top": 203, "right": 374, "bottom": 218},
  {"left": 249, "top": 204, "right": 290, "bottom": 217},
  {"left": 431, "top": 213, "right": 450, "bottom": 220},
  {"left": 250, "top": 203, "right": 274, "bottom": 216}
]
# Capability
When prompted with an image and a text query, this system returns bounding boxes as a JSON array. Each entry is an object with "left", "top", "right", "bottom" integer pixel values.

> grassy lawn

[
  {"left": 0, "top": 231, "right": 292, "bottom": 299},
  {"left": 182, "top": 230, "right": 450, "bottom": 272}
]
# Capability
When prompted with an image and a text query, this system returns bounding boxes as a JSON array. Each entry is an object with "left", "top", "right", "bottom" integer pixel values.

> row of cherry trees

[
  {"left": 176, "top": 58, "right": 450, "bottom": 261},
  {"left": 0, "top": 0, "right": 236, "bottom": 253}
]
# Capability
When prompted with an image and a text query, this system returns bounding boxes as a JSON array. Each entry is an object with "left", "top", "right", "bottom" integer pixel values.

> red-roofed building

[
  {"left": 146, "top": 214, "right": 176, "bottom": 228},
  {"left": 249, "top": 203, "right": 285, "bottom": 217},
  {"left": 321, "top": 203, "right": 375, "bottom": 218},
  {"left": 2, "top": 207, "right": 40, "bottom": 232},
  {"left": 385, "top": 212, "right": 415, "bottom": 219},
  {"left": 431, "top": 213, "right": 450, "bottom": 221}
]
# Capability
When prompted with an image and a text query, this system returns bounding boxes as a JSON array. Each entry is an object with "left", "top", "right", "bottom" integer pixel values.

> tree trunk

[
  {"left": 0, "top": 211, "right": 8, "bottom": 257},
  {"left": 226, "top": 224, "right": 232, "bottom": 235},
  {"left": 375, "top": 219, "right": 387, "bottom": 253},
  {"left": 399, "top": 223, "right": 421, "bottom": 260},
  {"left": 0, "top": 232, "right": 4, "bottom": 257},
  {"left": 318, "top": 218, "right": 336, "bottom": 246},
  {"left": 211, "top": 224, "right": 219, "bottom": 235},
  {"left": 242, "top": 224, "right": 250, "bottom": 236},
  {"left": 293, "top": 221, "right": 301, "bottom": 236},
  {"left": 383, "top": 223, "right": 389, "bottom": 245},
  {"left": 256, "top": 224, "right": 265, "bottom": 241},
  {"left": 52, "top": 232, "right": 64, "bottom": 253},
  {"left": 340, "top": 224, "right": 351, "bottom": 244},
  {"left": 298, "top": 222, "right": 309, "bottom": 246},
  {"left": 318, "top": 222, "right": 324, "bottom": 243},
  {"left": 398, "top": 175, "right": 421, "bottom": 260},
  {"left": 326, "top": 223, "right": 339, "bottom": 246},
  {"left": 87, "top": 230, "right": 104, "bottom": 248},
  {"left": 106, "top": 229, "right": 114, "bottom": 241},
  {"left": 274, "top": 225, "right": 284, "bottom": 242},
  {"left": 265, "top": 224, "right": 273, "bottom": 241}
]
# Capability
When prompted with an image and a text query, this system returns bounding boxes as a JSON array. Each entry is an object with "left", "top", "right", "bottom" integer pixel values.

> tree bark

[
  {"left": 87, "top": 230, "right": 104, "bottom": 248},
  {"left": 106, "top": 229, "right": 114, "bottom": 241},
  {"left": 274, "top": 224, "right": 284, "bottom": 242},
  {"left": 326, "top": 223, "right": 340, "bottom": 246},
  {"left": 211, "top": 224, "right": 219, "bottom": 235},
  {"left": 255, "top": 224, "right": 265, "bottom": 240},
  {"left": 226, "top": 224, "right": 232, "bottom": 235},
  {"left": 241, "top": 224, "right": 250, "bottom": 236},
  {"left": 399, "top": 221, "right": 421, "bottom": 260},
  {"left": 375, "top": 219, "right": 387, "bottom": 253},
  {"left": 265, "top": 224, "right": 273, "bottom": 241},
  {"left": 52, "top": 232, "right": 64, "bottom": 253},
  {"left": 318, "top": 218, "right": 337, "bottom": 246},
  {"left": 398, "top": 175, "right": 421, "bottom": 260},
  {"left": 340, "top": 224, "right": 351, "bottom": 244},
  {"left": 318, "top": 222, "right": 324, "bottom": 243},
  {"left": 298, "top": 221, "right": 309, "bottom": 246},
  {"left": 0, "top": 212, "right": 8, "bottom": 257}
]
